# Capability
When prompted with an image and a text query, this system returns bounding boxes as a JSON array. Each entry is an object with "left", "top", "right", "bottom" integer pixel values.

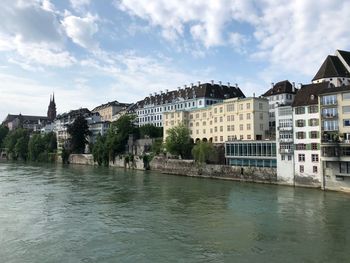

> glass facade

[{"left": 225, "top": 141, "right": 277, "bottom": 168}]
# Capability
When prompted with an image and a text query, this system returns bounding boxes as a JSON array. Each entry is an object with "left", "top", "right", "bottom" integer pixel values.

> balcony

[
  {"left": 279, "top": 138, "right": 293, "bottom": 143},
  {"left": 321, "top": 113, "right": 338, "bottom": 119},
  {"left": 279, "top": 148, "right": 293, "bottom": 154},
  {"left": 277, "top": 126, "right": 293, "bottom": 131}
]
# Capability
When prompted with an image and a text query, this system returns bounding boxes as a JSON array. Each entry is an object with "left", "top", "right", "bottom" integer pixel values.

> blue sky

[{"left": 1, "top": 0, "right": 350, "bottom": 120}]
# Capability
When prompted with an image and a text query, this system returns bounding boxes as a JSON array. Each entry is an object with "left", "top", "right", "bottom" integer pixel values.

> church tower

[{"left": 47, "top": 93, "right": 57, "bottom": 121}]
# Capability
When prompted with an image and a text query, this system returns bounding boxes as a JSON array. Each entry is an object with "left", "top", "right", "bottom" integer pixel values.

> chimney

[
  {"left": 191, "top": 83, "right": 193, "bottom": 88},
  {"left": 197, "top": 81, "right": 201, "bottom": 86},
  {"left": 184, "top": 84, "right": 187, "bottom": 89},
  {"left": 253, "top": 93, "right": 255, "bottom": 97},
  {"left": 227, "top": 82, "right": 230, "bottom": 87},
  {"left": 292, "top": 82, "right": 295, "bottom": 92},
  {"left": 160, "top": 90, "right": 163, "bottom": 94},
  {"left": 154, "top": 92, "right": 157, "bottom": 96},
  {"left": 298, "top": 83, "right": 302, "bottom": 89},
  {"left": 149, "top": 93, "right": 152, "bottom": 97},
  {"left": 211, "top": 80, "right": 214, "bottom": 85},
  {"left": 219, "top": 81, "right": 222, "bottom": 86},
  {"left": 235, "top": 83, "right": 238, "bottom": 88},
  {"left": 271, "top": 82, "right": 274, "bottom": 88},
  {"left": 165, "top": 89, "right": 169, "bottom": 93},
  {"left": 178, "top": 86, "right": 181, "bottom": 90}
]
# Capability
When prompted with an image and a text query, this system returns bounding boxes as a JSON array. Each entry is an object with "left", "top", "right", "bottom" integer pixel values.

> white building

[
  {"left": 54, "top": 108, "right": 108, "bottom": 152},
  {"left": 135, "top": 81, "right": 245, "bottom": 127},
  {"left": 312, "top": 49, "right": 350, "bottom": 86},
  {"left": 292, "top": 82, "right": 330, "bottom": 187},
  {"left": 262, "top": 80, "right": 297, "bottom": 138},
  {"left": 275, "top": 105, "right": 294, "bottom": 185}
]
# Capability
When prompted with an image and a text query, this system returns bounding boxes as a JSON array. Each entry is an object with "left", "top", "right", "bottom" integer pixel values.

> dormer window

[{"left": 310, "top": 94, "right": 315, "bottom": 100}]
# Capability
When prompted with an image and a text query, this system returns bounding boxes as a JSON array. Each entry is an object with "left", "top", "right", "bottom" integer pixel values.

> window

[
  {"left": 220, "top": 117, "right": 223, "bottom": 122},
  {"left": 220, "top": 136, "right": 223, "bottom": 142},
  {"left": 300, "top": 165, "right": 304, "bottom": 173},
  {"left": 259, "top": 103, "right": 263, "bottom": 110},
  {"left": 313, "top": 166, "right": 318, "bottom": 173},
  {"left": 323, "top": 120, "right": 339, "bottom": 131},
  {"left": 298, "top": 154, "right": 305, "bottom": 162},
  {"left": 288, "top": 155, "right": 292, "bottom": 161},
  {"left": 321, "top": 95, "right": 337, "bottom": 105},
  {"left": 309, "top": 119, "right": 319, "bottom": 126},
  {"left": 214, "top": 117, "right": 217, "bottom": 123},
  {"left": 199, "top": 100, "right": 202, "bottom": 105},
  {"left": 343, "top": 106, "right": 350, "bottom": 114},
  {"left": 260, "top": 123, "right": 264, "bottom": 131},
  {"left": 246, "top": 103, "right": 250, "bottom": 109},
  {"left": 203, "top": 129, "right": 206, "bottom": 134},
  {"left": 202, "top": 121, "right": 206, "bottom": 126},
  {"left": 220, "top": 126, "right": 223, "bottom": 132},
  {"left": 259, "top": 113, "right": 263, "bottom": 120},
  {"left": 239, "top": 114, "right": 243, "bottom": 120},
  {"left": 247, "top": 124, "right": 251, "bottom": 130},
  {"left": 344, "top": 119, "right": 350, "bottom": 127},
  {"left": 247, "top": 135, "right": 251, "bottom": 140},
  {"left": 202, "top": 113, "right": 207, "bottom": 118},
  {"left": 214, "top": 127, "right": 217, "bottom": 132},
  {"left": 220, "top": 107, "right": 223, "bottom": 113},
  {"left": 343, "top": 92, "right": 350, "bottom": 100},
  {"left": 308, "top": 105, "right": 318, "bottom": 113},
  {"left": 322, "top": 107, "right": 337, "bottom": 118},
  {"left": 196, "top": 122, "right": 199, "bottom": 126},
  {"left": 240, "top": 135, "right": 244, "bottom": 140},
  {"left": 227, "top": 104, "right": 234, "bottom": 112},
  {"left": 214, "top": 108, "right": 217, "bottom": 114},
  {"left": 296, "top": 132, "right": 306, "bottom": 139},
  {"left": 239, "top": 104, "right": 243, "bottom": 110},
  {"left": 295, "top": 107, "right": 305, "bottom": 115},
  {"left": 311, "top": 143, "right": 318, "bottom": 150},
  {"left": 310, "top": 131, "right": 319, "bottom": 139},
  {"left": 247, "top": 113, "right": 251, "bottom": 120},
  {"left": 214, "top": 136, "right": 217, "bottom": 142},
  {"left": 312, "top": 154, "right": 319, "bottom": 162},
  {"left": 296, "top": 120, "right": 305, "bottom": 127},
  {"left": 281, "top": 155, "right": 285, "bottom": 161},
  {"left": 240, "top": 124, "right": 243, "bottom": 131},
  {"left": 196, "top": 113, "right": 199, "bottom": 118}
]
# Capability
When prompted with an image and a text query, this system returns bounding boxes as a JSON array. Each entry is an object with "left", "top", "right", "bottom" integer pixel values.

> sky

[{"left": 1, "top": 0, "right": 350, "bottom": 120}]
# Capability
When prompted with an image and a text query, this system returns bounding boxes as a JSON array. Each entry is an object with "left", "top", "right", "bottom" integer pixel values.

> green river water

[{"left": 0, "top": 162, "right": 350, "bottom": 263}]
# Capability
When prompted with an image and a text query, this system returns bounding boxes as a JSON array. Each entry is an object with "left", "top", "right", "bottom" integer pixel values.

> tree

[
  {"left": 165, "top": 124, "right": 193, "bottom": 159},
  {"left": 139, "top": 124, "right": 163, "bottom": 139},
  {"left": 67, "top": 115, "right": 90, "bottom": 154},
  {"left": 92, "top": 133, "right": 109, "bottom": 166},
  {"left": 192, "top": 141, "right": 216, "bottom": 164},
  {"left": 105, "top": 114, "right": 137, "bottom": 160},
  {"left": 28, "top": 132, "right": 57, "bottom": 162},
  {"left": 4, "top": 128, "right": 29, "bottom": 160},
  {"left": 0, "top": 125, "right": 9, "bottom": 148}
]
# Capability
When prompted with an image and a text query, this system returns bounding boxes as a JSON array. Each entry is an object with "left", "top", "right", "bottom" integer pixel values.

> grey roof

[
  {"left": 2, "top": 114, "right": 48, "bottom": 125},
  {"left": 312, "top": 55, "right": 350, "bottom": 81},
  {"left": 56, "top": 108, "right": 92, "bottom": 120},
  {"left": 262, "top": 80, "right": 297, "bottom": 97},
  {"left": 92, "top": 100, "right": 132, "bottom": 112},
  {"left": 135, "top": 83, "right": 245, "bottom": 109},
  {"left": 319, "top": 85, "right": 350, "bottom": 95},
  {"left": 292, "top": 82, "right": 330, "bottom": 107}
]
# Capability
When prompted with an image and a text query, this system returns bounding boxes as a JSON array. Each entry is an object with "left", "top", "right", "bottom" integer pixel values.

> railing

[
  {"left": 279, "top": 149, "right": 293, "bottom": 154},
  {"left": 279, "top": 138, "right": 293, "bottom": 143}
]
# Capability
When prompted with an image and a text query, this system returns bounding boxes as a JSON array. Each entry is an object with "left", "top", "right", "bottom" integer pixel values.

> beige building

[
  {"left": 163, "top": 97, "right": 269, "bottom": 143},
  {"left": 92, "top": 101, "right": 131, "bottom": 122}
]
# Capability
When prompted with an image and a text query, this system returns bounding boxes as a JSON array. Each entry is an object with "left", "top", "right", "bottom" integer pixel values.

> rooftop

[
  {"left": 312, "top": 55, "right": 350, "bottom": 81},
  {"left": 292, "top": 82, "right": 330, "bottom": 107}
]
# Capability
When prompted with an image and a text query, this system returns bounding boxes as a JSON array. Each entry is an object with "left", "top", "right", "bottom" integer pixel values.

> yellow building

[
  {"left": 92, "top": 101, "right": 131, "bottom": 122},
  {"left": 163, "top": 97, "right": 269, "bottom": 143}
]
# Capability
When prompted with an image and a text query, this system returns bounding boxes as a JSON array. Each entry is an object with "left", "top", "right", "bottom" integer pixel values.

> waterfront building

[
  {"left": 262, "top": 80, "right": 297, "bottom": 138},
  {"left": 111, "top": 103, "right": 137, "bottom": 122},
  {"left": 135, "top": 81, "right": 245, "bottom": 127},
  {"left": 2, "top": 94, "right": 56, "bottom": 131},
  {"left": 292, "top": 82, "right": 330, "bottom": 187},
  {"left": 225, "top": 140, "right": 277, "bottom": 168},
  {"left": 319, "top": 86, "right": 350, "bottom": 191},
  {"left": 54, "top": 108, "right": 108, "bottom": 152},
  {"left": 163, "top": 97, "right": 269, "bottom": 143},
  {"left": 312, "top": 50, "right": 350, "bottom": 86},
  {"left": 92, "top": 101, "right": 132, "bottom": 122},
  {"left": 275, "top": 105, "right": 295, "bottom": 184}
]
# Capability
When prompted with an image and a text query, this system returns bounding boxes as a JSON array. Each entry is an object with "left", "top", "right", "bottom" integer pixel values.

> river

[{"left": 0, "top": 162, "right": 349, "bottom": 262}]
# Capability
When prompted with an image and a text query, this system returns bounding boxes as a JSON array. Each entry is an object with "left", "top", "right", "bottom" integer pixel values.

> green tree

[
  {"left": 165, "top": 124, "right": 193, "bottom": 159},
  {"left": 4, "top": 128, "right": 29, "bottom": 160},
  {"left": 28, "top": 132, "right": 57, "bottom": 162},
  {"left": 106, "top": 114, "right": 137, "bottom": 160},
  {"left": 192, "top": 141, "right": 216, "bottom": 164},
  {"left": 151, "top": 138, "right": 164, "bottom": 155},
  {"left": 67, "top": 115, "right": 90, "bottom": 154},
  {"left": 139, "top": 124, "right": 163, "bottom": 138},
  {"left": 0, "top": 125, "right": 9, "bottom": 148},
  {"left": 92, "top": 133, "right": 109, "bottom": 166}
]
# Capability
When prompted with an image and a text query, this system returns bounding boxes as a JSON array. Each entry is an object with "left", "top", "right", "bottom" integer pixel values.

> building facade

[
  {"left": 163, "top": 97, "right": 269, "bottom": 143},
  {"left": 275, "top": 105, "right": 295, "bottom": 184},
  {"left": 292, "top": 82, "right": 330, "bottom": 187},
  {"left": 135, "top": 82, "right": 245, "bottom": 127},
  {"left": 319, "top": 86, "right": 350, "bottom": 191},
  {"left": 262, "top": 80, "right": 297, "bottom": 138},
  {"left": 92, "top": 101, "right": 132, "bottom": 122}
]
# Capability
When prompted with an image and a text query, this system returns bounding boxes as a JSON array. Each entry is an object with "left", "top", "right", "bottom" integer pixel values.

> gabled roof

[
  {"left": 92, "top": 100, "right": 132, "bottom": 112},
  {"left": 2, "top": 114, "right": 48, "bottom": 125},
  {"left": 56, "top": 108, "right": 92, "bottom": 120},
  {"left": 135, "top": 83, "right": 245, "bottom": 109},
  {"left": 292, "top": 82, "right": 330, "bottom": 107},
  {"left": 319, "top": 85, "right": 350, "bottom": 95},
  {"left": 337, "top": 50, "right": 350, "bottom": 67},
  {"left": 312, "top": 55, "right": 350, "bottom": 81},
  {"left": 262, "top": 80, "right": 297, "bottom": 97}
]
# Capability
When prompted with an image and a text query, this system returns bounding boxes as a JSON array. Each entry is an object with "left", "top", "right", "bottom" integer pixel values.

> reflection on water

[{"left": 0, "top": 162, "right": 350, "bottom": 263}]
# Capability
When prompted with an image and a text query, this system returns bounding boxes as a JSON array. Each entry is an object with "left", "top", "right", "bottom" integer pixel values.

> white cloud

[
  {"left": 117, "top": 0, "right": 350, "bottom": 77},
  {"left": 70, "top": 0, "right": 90, "bottom": 11},
  {"left": 62, "top": 13, "right": 99, "bottom": 49}
]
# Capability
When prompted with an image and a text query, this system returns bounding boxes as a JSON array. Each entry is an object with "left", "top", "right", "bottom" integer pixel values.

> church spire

[{"left": 47, "top": 93, "right": 57, "bottom": 121}]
